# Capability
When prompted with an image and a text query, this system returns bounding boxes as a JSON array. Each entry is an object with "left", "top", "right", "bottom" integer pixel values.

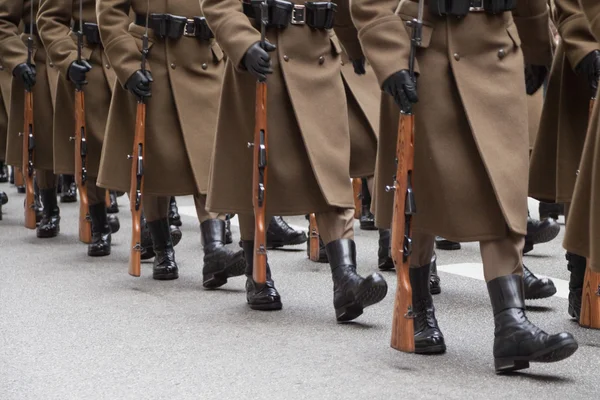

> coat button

[
  {"left": 318, "top": 56, "right": 325, "bottom": 65},
  {"left": 202, "top": 63, "right": 208, "bottom": 70},
  {"left": 283, "top": 55, "right": 289, "bottom": 62},
  {"left": 340, "top": 60, "right": 344, "bottom": 66},
  {"left": 170, "top": 63, "right": 176, "bottom": 69},
  {"left": 105, "top": 64, "right": 110, "bottom": 69},
  {"left": 0, "top": 65, "right": 3, "bottom": 71},
  {"left": 49, "top": 62, "right": 54, "bottom": 67},
  {"left": 497, "top": 49, "right": 506, "bottom": 59},
  {"left": 453, "top": 53, "right": 460, "bottom": 61}
]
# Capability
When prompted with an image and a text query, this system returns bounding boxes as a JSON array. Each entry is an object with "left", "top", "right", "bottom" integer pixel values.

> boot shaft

[
  {"left": 89, "top": 203, "right": 110, "bottom": 234},
  {"left": 487, "top": 274, "right": 525, "bottom": 316},
  {"left": 39, "top": 188, "right": 59, "bottom": 216},
  {"left": 200, "top": 219, "right": 226, "bottom": 249},
  {"left": 148, "top": 218, "right": 173, "bottom": 252},
  {"left": 566, "top": 252, "right": 587, "bottom": 290}
]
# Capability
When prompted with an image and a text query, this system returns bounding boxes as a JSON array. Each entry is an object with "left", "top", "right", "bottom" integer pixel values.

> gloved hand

[
  {"left": 242, "top": 40, "right": 276, "bottom": 82},
  {"left": 125, "top": 69, "right": 153, "bottom": 98},
  {"left": 12, "top": 63, "right": 36, "bottom": 88},
  {"left": 68, "top": 59, "right": 92, "bottom": 86},
  {"left": 382, "top": 70, "right": 418, "bottom": 114},
  {"left": 575, "top": 50, "right": 600, "bottom": 95},
  {"left": 524, "top": 64, "right": 547, "bottom": 95},
  {"left": 351, "top": 56, "right": 366, "bottom": 75}
]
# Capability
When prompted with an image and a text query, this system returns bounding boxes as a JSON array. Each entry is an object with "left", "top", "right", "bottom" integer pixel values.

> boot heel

[
  {"left": 335, "top": 303, "right": 363, "bottom": 322},
  {"left": 494, "top": 358, "right": 530, "bottom": 373}
]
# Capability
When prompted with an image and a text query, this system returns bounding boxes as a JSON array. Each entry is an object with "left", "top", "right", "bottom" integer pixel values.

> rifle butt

[
  {"left": 308, "top": 213, "right": 321, "bottom": 262},
  {"left": 23, "top": 176, "right": 36, "bottom": 229},
  {"left": 78, "top": 188, "right": 92, "bottom": 243},
  {"left": 15, "top": 168, "right": 24, "bottom": 186},
  {"left": 352, "top": 178, "right": 362, "bottom": 219},
  {"left": 579, "top": 260, "right": 600, "bottom": 329},
  {"left": 105, "top": 190, "right": 111, "bottom": 208},
  {"left": 129, "top": 217, "right": 142, "bottom": 277}
]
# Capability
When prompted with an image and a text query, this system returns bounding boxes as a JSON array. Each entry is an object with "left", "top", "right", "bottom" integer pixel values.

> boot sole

[
  {"left": 568, "top": 304, "right": 580, "bottom": 321},
  {"left": 430, "top": 286, "right": 441, "bottom": 295},
  {"left": 203, "top": 255, "right": 247, "bottom": 289},
  {"left": 525, "top": 284, "right": 557, "bottom": 300},
  {"left": 107, "top": 207, "right": 119, "bottom": 214},
  {"left": 60, "top": 197, "right": 77, "bottom": 203},
  {"left": 249, "top": 301, "right": 283, "bottom": 311},
  {"left": 37, "top": 229, "right": 59, "bottom": 238},
  {"left": 415, "top": 343, "right": 447, "bottom": 354},
  {"left": 495, "top": 338, "right": 579, "bottom": 374},
  {"left": 529, "top": 223, "right": 560, "bottom": 245},
  {"left": 171, "top": 230, "right": 182, "bottom": 247},
  {"left": 170, "top": 218, "right": 182, "bottom": 227},
  {"left": 268, "top": 235, "right": 308, "bottom": 249},
  {"left": 436, "top": 242, "right": 461, "bottom": 251},
  {"left": 153, "top": 272, "right": 179, "bottom": 281},
  {"left": 336, "top": 280, "right": 388, "bottom": 322},
  {"left": 88, "top": 250, "right": 111, "bottom": 257},
  {"left": 359, "top": 223, "right": 377, "bottom": 231}
]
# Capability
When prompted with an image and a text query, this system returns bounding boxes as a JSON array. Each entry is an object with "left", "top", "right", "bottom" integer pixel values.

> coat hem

[
  {"left": 206, "top": 202, "right": 354, "bottom": 216},
  {"left": 410, "top": 227, "right": 526, "bottom": 243},
  {"left": 96, "top": 179, "right": 201, "bottom": 196}
]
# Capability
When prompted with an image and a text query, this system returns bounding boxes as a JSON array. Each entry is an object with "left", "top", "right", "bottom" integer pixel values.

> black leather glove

[
  {"left": 242, "top": 40, "right": 276, "bottom": 82},
  {"left": 125, "top": 70, "right": 153, "bottom": 98},
  {"left": 524, "top": 64, "right": 547, "bottom": 95},
  {"left": 382, "top": 70, "right": 418, "bottom": 114},
  {"left": 68, "top": 60, "right": 92, "bottom": 86},
  {"left": 351, "top": 57, "right": 366, "bottom": 75},
  {"left": 12, "top": 62, "right": 36, "bottom": 88},
  {"left": 575, "top": 50, "right": 600, "bottom": 95}
]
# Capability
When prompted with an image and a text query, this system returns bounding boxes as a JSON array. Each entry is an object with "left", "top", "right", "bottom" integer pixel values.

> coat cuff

[
  {"left": 561, "top": 15, "right": 600, "bottom": 69},
  {"left": 513, "top": 11, "right": 553, "bottom": 66},
  {"left": 104, "top": 35, "right": 144, "bottom": 88},
  {"left": 0, "top": 36, "right": 28, "bottom": 72},
  {"left": 213, "top": 14, "right": 261, "bottom": 71}
]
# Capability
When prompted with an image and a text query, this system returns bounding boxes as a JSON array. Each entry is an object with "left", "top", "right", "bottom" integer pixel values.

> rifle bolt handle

[
  {"left": 127, "top": 155, "right": 133, "bottom": 160},
  {"left": 385, "top": 185, "right": 396, "bottom": 192},
  {"left": 247, "top": 142, "right": 255, "bottom": 148}
]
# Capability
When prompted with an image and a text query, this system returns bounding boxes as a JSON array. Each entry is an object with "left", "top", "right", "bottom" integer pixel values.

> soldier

[
  {"left": 202, "top": 0, "right": 388, "bottom": 320},
  {"left": 0, "top": 0, "right": 60, "bottom": 238},
  {"left": 37, "top": 0, "right": 122, "bottom": 256},
  {"left": 530, "top": 0, "right": 600, "bottom": 320},
  {"left": 96, "top": 0, "right": 245, "bottom": 285},
  {"left": 564, "top": 0, "right": 600, "bottom": 306},
  {"left": 0, "top": 61, "right": 9, "bottom": 184},
  {"left": 351, "top": 0, "right": 577, "bottom": 371}
]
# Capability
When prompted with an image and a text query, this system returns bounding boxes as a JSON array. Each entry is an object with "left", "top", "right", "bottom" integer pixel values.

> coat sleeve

[
  {"left": 0, "top": 1, "right": 27, "bottom": 72},
  {"left": 332, "top": 0, "right": 363, "bottom": 61},
  {"left": 512, "top": 0, "right": 553, "bottom": 66},
  {"left": 555, "top": 0, "right": 600, "bottom": 70},
  {"left": 37, "top": 0, "right": 77, "bottom": 78},
  {"left": 201, "top": 0, "right": 261, "bottom": 71},
  {"left": 350, "top": 0, "right": 411, "bottom": 88},
  {"left": 96, "top": 0, "right": 138, "bottom": 87},
  {"left": 578, "top": 0, "right": 600, "bottom": 45}
]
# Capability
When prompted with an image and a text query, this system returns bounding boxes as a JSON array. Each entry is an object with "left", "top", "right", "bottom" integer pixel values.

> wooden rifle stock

[
  {"left": 389, "top": 112, "right": 416, "bottom": 353},
  {"left": 308, "top": 213, "right": 320, "bottom": 261},
  {"left": 105, "top": 190, "right": 111, "bottom": 208},
  {"left": 129, "top": 100, "right": 146, "bottom": 277},
  {"left": 74, "top": 89, "right": 92, "bottom": 243},
  {"left": 252, "top": 80, "right": 268, "bottom": 284},
  {"left": 579, "top": 98, "right": 600, "bottom": 329},
  {"left": 22, "top": 89, "right": 36, "bottom": 229},
  {"left": 352, "top": 178, "right": 362, "bottom": 219}
]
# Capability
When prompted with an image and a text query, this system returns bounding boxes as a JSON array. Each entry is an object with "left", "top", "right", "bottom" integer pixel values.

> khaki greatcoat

[
  {"left": 352, "top": 0, "right": 552, "bottom": 241},
  {"left": 0, "top": 1, "right": 55, "bottom": 171},
  {"left": 202, "top": 0, "right": 356, "bottom": 215},
  {"left": 529, "top": 0, "right": 598, "bottom": 203},
  {"left": 38, "top": 0, "right": 118, "bottom": 178},
  {"left": 564, "top": 0, "right": 600, "bottom": 272},
  {"left": 96, "top": 0, "right": 224, "bottom": 195},
  {"left": 0, "top": 67, "right": 10, "bottom": 161}
]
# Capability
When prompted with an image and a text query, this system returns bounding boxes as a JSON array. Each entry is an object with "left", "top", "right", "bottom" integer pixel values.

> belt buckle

[
  {"left": 469, "top": 0, "right": 484, "bottom": 12},
  {"left": 184, "top": 19, "right": 196, "bottom": 37},
  {"left": 291, "top": 4, "right": 306, "bottom": 25}
]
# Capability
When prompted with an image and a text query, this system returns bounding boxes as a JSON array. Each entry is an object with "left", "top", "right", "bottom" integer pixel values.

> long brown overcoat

[
  {"left": 563, "top": 0, "right": 600, "bottom": 272},
  {"left": 201, "top": 0, "right": 357, "bottom": 215},
  {"left": 37, "top": 0, "right": 117, "bottom": 178},
  {"left": 352, "top": 0, "right": 552, "bottom": 241},
  {"left": 95, "top": 0, "right": 224, "bottom": 195},
  {"left": 0, "top": 68, "right": 10, "bottom": 161},
  {"left": 529, "top": 0, "right": 598, "bottom": 203},
  {"left": 0, "top": 1, "right": 55, "bottom": 171}
]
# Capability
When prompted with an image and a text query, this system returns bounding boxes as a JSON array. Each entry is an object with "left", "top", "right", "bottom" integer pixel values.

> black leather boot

[
  {"left": 488, "top": 274, "right": 578, "bottom": 373},
  {"left": 108, "top": 214, "right": 120, "bottom": 234},
  {"left": 327, "top": 239, "right": 388, "bottom": 322},
  {"left": 106, "top": 191, "right": 119, "bottom": 214},
  {"left": 141, "top": 215, "right": 182, "bottom": 260},
  {"left": 429, "top": 253, "right": 441, "bottom": 295},
  {"left": 410, "top": 263, "right": 446, "bottom": 354},
  {"left": 566, "top": 252, "right": 587, "bottom": 320},
  {"left": 539, "top": 202, "right": 563, "bottom": 221},
  {"left": 266, "top": 216, "right": 308, "bottom": 248},
  {"left": 60, "top": 175, "right": 77, "bottom": 203},
  {"left": 435, "top": 236, "right": 461, "bottom": 250},
  {"left": 34, "top": 178, "right": 43, "bottom": 223},
  {"left": 148, "top": 218, "right": 179, "bottom": 280},
  {"left": 201, "top": 219, "right": 246, "bottom": 288},
  {"left": 37, "top": 188, "right": 60, "bottom": 238},
  {"left": 524, "top": 215, "right": 560, "bottom": 254},
  {"left": 88, "top": 203, "right": 111, "bottom": 257},
  {"left": 359, "top": 179, "right": 376, "bottom": 231},
  {"left": 523, "top": 265, "right": 556, "bottom": 299},
  {"left": 0, "top": 161, "right": 7, "bottom": 183},
  {"left": 242, "top": 240, "right": 282, "bottom": 310},
  {"left": 225, "top": 215, "right": 233, "bottom": 244},
  {"left": 169, "top": 196, "right": 181, "bottom": 227},
  {"left": 1, "top": 191, "right": 7, "bottom": 205},
  {"left": 378, "top": 229, "right": 394, "bottom": 271},
  {"left": 9, "top": 165, "right": 14, "bottom": 184}
]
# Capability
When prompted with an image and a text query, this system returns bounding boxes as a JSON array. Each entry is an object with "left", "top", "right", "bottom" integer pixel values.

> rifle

[
  {"left": 388, "top": 0, "right": 424, "bottom": 353},
  {"left": 22, "top": 1, "right": 36, "bottom": 229},
  {"left": 72, "top": 0, "right": 92, "bottom": 244},
  {"left": 128, "top": 2, "right": 149, "bottom": 277},
  {"left": 580, "top": 97, "right": 600, "bottom": 330},
  {"left": 249, "top": 0, "right": 269, "bottom": 285},
  {"left": 308, "top": 213, "right": 320, "bottom": 261},
  {"left": 352, "top": 178, "right": 361, "bottom": 219}
]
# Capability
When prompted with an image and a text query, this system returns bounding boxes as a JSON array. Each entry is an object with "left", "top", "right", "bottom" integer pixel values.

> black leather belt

[
  {"left": 242, "top": 0, "right": 336, "bottom": 29},
  {"left": 24, "top": 23, "right": 38, "bottom": 36},
  {"left": 134, "top": 14, "right": 214, "bottom": 40},
  {"left": 71, "top": 22, "right": 102, "bottom": 45},
  {"left": 429, "top": 0, "right": 515, "bottom": 16}
]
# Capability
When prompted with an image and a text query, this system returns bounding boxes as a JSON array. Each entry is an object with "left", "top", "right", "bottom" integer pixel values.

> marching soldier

[
  {"left": 202, "top": 0, "right": 388, "bottom": 320},
  {"left": 96, "top": 0, "right": 245, "bottom": 285},
  {"left": 0, "top": 62, "right": 9, "bottom": 184},
  {"left": 564, "top": 0, "right": 600, "bottom": 301},
  {"left": 351, "top": 0, "right": 577, "bottom": 371},
  {"left": 530, "top": 0, "right": 600, "bottom": 320},
  {"left": 0, "top": 0, "right": 60, "bottom": 238}
]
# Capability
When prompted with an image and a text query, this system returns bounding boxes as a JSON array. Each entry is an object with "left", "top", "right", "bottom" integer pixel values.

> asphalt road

[{"left": 1, "top": 183, "right": 599, "bottom": 400}]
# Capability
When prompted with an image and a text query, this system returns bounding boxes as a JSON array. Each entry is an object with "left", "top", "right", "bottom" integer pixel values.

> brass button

[
  {"left": 202, "top": 63, "right": 208, "bottom": 70},
  {"left": 105, "top": 64, "right": 110, "bottom": 69},
  {"left": 318, "top": 56, "right": 325, "bottom": 65},
  {"left": 283, "top": 55, "right": 289, "bottom": 62},
  {"left": 49, "top": 62, "right": 54, "bottom": 67},
  {"left": 453, "top": 53, "right": 460, "bottom": 61},
  {"left": 497, "top": 49, "right": 506, "bottom": 59},
  {"left": 340, "top": 60, "right": 344, "bottom": 66},
  {"left": 170, "top": 63, "right": 176, "bottom": 69}
]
